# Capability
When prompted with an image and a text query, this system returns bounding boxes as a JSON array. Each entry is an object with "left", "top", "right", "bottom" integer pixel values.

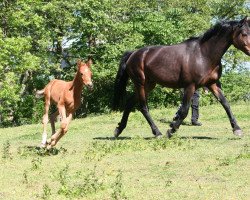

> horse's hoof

[
  {"left": 114, "top": 127, "right": 121, "bottom": 138},
  {"left": 166, "top": 129, "right": 174, "bottom": 138},
  {"left": 155, "top": 134, "right": 163, "bottom": 139},
  {"left": 233, "top": 129, "right": 243, "bottom": 137}
]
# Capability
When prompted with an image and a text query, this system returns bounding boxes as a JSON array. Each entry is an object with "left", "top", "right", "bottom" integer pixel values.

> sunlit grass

[{"left": 0, "top": 103, "right": 249, "bottom": 199}]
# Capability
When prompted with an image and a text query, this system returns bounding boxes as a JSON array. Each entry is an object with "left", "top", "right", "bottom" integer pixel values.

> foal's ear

[
  {"left": 86, "top": 58, "right": 93, "bottom": 68},
  {"left": 77, "top": 59, "right": 82, "bottom": 68}
]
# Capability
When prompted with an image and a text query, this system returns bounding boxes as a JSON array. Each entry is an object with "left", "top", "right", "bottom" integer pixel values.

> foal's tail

[
  {"left": 112, "top": 51, "right": 133, "bottom": 110},
  {"left": 35, "top": 89, "right": 45, "bottom": 98}
]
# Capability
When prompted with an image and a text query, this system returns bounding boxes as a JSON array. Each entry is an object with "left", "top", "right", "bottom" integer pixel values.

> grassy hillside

[{"left": 0, "top": 103, "right": 249, "bottom": 200}]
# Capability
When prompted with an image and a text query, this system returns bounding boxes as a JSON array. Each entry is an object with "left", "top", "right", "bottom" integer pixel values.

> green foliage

[{"left": 0, "top": 0, "right": 249, "bottom": 127}]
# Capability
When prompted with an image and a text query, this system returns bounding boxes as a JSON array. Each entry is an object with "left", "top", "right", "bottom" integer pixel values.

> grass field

[{"left": 0, "top": 103, "right": 249, "bottom": 200}]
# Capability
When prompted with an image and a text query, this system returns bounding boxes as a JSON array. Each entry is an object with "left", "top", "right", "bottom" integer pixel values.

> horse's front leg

[
  {"left": 168, "top": 85, "right": 195, "bottom": 138},
  {"left": 208, "top": 83, "right": 243, "bottom": 136}
]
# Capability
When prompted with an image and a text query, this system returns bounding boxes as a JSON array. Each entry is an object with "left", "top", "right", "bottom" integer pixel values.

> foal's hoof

[
  {"left": 40, "top": 143, "right": 47, "bottom": 148},
  {"left": 46, "top": 144, "right": 52, "bottom": 150},
  {"left": 233, "top": 129, "right": 243, "bottom": 137},
  {"left": 47, "top": 138, "right": 52, "bottom": 145}
]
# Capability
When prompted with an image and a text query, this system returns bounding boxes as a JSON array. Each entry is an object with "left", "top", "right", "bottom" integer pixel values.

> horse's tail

[
  {"left": 112, "top": 51, "right": 133, "bottom": 111},
  {"left": 35, "top": 89, "right": 45, "bottom": 98}
]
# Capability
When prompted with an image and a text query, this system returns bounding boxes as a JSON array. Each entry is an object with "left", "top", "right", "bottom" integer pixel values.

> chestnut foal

[{"left": 36, "top": 59, "right": 93, "bottom": 149}]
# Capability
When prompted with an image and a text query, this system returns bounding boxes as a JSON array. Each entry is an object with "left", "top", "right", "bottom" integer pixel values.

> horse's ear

[
  {"left": 240, "top": 16, "right": 248, "bottom": 25},
  {"left": 86, "top": 58, "right": 93, "bottom": 68}
]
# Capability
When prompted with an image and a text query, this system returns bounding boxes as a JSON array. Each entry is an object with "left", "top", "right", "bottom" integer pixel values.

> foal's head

[
  {"left": 233, "top": 17, "right": 250, "bottom": 56},
  {"left": 77, "top": 59, "right": 93, "bottom": 90}
]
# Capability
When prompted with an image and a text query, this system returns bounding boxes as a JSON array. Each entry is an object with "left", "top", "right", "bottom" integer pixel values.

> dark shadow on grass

[
  {"left": 180, "top": 136, "right": 218, "bottom": 140},
  {"left": 227, "top": 137, "right": 243, "bottom": 140},
  {"left": 143, "top": 136, "right": 162, "bottom": 140},
  {"left": 93, "top": 136, "right": 132, "bottom": 140},
  {"left": 158, "top": 119, "right": 190, "bottom": 126},
  {"left": 18, "top": 145, "right": 66, "bottom": 156}
]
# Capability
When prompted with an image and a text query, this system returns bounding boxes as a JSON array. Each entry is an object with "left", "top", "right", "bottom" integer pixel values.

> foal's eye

[{"left": 80, "top": 73, "right": 83, "bottom": 76}]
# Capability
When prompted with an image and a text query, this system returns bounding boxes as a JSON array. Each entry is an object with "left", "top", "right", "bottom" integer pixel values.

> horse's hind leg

[
  {"left": 136, "top": 82, "right": 162, "bottom": 137},
  {"left": 168, "top": 85, "right": 195, "bottom": 137},
  {"left": 114, "top": 94, "right": 137, "bottom": 137},
  {"left": 41, "top": 95, "right": 50, "bottom": 147}
]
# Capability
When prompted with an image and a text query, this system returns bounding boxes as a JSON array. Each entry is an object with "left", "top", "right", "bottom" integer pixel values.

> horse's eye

[
  {"left": 242, "top": 33, "right": 247, "bottom": 37},
  {"left": 80, "top": 73, "right": 83, "bottom": 76}
]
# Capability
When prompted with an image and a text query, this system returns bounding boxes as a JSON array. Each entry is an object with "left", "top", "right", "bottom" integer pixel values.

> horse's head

[
  {"left": 233, "top": 17, "right": 250, "bottom": 56},
  {"left": 77, "top": 58, "right": 93, "bottom": 90}
]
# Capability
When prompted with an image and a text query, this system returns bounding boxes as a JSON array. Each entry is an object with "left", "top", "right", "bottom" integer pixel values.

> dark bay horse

[
  {"left": 36, "top": 59, "right": 93, "bottom": 149},
  {"left": 113, "top": 17, "right": 250, "bottom": 138}
]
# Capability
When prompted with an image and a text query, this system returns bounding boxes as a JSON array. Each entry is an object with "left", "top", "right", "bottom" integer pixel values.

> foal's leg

[
  {"left": 208, "top": 83, "right": 243, "bottom": 136},
  {"left": 114, "top": 94, "right": 137, "bottom": 137},
  {"left": 47, "top": 105, "right": 67, "bottom": 149},
  {"left": 168, "top": 85, "right": 195, "bottom": 138},
  {"left": 41, "top": 95, "right": 50, "bottom": 147},
  {"left": 136, "top": 83, "right": 162, "bottom": 137},
  {"left": 52, "top": 113, "right": 73, "bottom": 147},
  {"left": 50, "top": 110, "right": 59, "bottom": 135}
]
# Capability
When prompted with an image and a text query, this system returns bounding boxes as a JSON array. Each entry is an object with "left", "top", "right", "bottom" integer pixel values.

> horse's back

[{"left": 126, "top": 44, "right": 190, "bottom": 88}]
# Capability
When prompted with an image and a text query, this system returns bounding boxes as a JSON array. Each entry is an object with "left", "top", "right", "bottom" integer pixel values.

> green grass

[{"left": 0, "top": 103, "right": 249, "bottom": 200}]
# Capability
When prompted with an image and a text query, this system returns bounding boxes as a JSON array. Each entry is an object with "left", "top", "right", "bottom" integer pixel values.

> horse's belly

[{"left": 145, "top": 67, "right": 181, "bottom": 88}]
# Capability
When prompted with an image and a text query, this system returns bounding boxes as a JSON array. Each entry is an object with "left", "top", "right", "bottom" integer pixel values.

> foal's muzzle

[{"left": 86, "top": 83, "right": 94, "bottom": 91}]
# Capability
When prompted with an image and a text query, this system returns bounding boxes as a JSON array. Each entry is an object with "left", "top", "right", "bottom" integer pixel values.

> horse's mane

[
  {"left": 185, "top": 20, "right": 240, "bottom": 43},
  {"left": 200, "top": 20, "right": 239, "bottom": 43}
]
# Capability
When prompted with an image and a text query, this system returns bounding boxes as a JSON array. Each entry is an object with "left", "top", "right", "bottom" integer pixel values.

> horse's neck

[
  {"left": 71, "top": 73, "right": 84, "bottom": 94},
  {"left": 201, "top": 31, "right": 232, "bottom": 65}
]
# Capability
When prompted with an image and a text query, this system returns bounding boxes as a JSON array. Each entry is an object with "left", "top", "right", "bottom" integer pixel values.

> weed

[
  {"left": 58, "top": 164, "right": 69, "bottom": 186},
  {"left": 41, "top": 184, "right": 51, "bottom": 200},
  {"left": 165, "top": 180, "right": 173, "bottom": 187},
  {"left": 237, "top": 144, "right": 250, "bottom": 159},
  {"left": 57, "top": 165, "right": 104, "bottom": 198},
  {"left": 31, "top": 157, "right": 42, "bottom": 170},
  {"left": 217, "top": 144, "right": 250, "bottom": 167},
  {"left": 2, "top": 140, "right": 12, "bottom": 159},
  {"left": 23, "top": 170, "right": 28, "bottom": 184},
  {"left": 111, "top": 170, "right": 127, "bottom": 200},
  {"left": 217, "top": 156, "right": 237, "bottom": 166}
]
